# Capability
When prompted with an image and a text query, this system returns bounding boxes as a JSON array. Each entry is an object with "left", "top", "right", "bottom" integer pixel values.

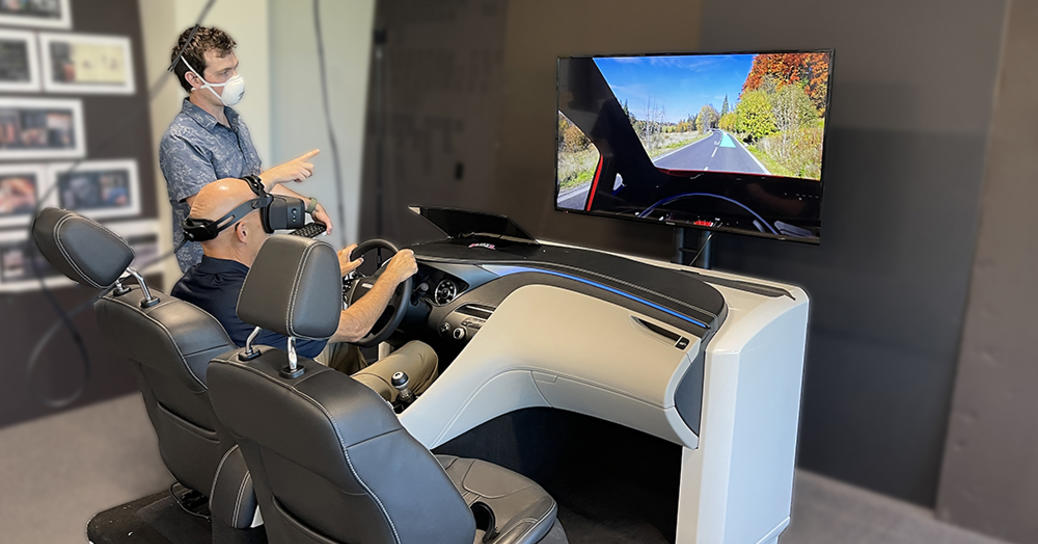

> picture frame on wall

[
  {"left": 0, "top": 228, "right": 64, "bottom": 292},
  {"left": 0, "top": 29, "right": 40, "bottom": 92},
  {"left": 0, "top": 0, "right": 71, "bottom": 29},
  {"left": 0, "top": 163, "right": 46, "bottom": 228},
  {"left": 0, "top": 97, "right": 85, "bottom": 159},
  {"left": 47, "top": 159, "right": 140, "bottom": 220},
  {"left": 39, "top": 32, "right": 135, "bottom": 95}
]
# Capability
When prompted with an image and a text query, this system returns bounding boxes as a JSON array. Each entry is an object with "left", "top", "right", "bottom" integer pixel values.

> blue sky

[{"left": 594, "top": 54, "right": 755, "bottom": 124}]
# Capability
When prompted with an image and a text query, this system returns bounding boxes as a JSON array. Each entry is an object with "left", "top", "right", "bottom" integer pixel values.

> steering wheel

[{"left": 342, "top": 238, "right": 412, "bottom": 348}]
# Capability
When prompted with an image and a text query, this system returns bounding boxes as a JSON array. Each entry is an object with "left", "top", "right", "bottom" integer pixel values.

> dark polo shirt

[{"left": 171, "top": 256, "right": 328, "bottom": 358}]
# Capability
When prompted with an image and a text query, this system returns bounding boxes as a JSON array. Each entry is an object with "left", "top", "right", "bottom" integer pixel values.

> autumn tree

[
  {"left": 741, "top": 52, "right": 830, "bottom": 114},
  {"left": 735, "top": 90, "right": 776, "bottom": 140},
  {"left": 558, "top": 114, "right": 590, "bottom": 152}
]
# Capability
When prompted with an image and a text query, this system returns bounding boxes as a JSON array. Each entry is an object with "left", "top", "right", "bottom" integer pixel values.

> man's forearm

[
  {"left": 270, "top": 183, "right": 305, "bottom": 199},
  {"left": 330, "top": 274, "right": 402, "bottom": 343}
]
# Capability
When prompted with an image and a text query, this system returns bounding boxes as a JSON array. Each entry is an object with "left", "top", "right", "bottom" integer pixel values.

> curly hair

[{"left": 170, "top": 25, "right": 237, "bottom": 93}]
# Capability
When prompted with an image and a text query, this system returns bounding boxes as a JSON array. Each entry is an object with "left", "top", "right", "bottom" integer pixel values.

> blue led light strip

[{"left": 490, "top": 265, "right": 708, "bottom": 329}]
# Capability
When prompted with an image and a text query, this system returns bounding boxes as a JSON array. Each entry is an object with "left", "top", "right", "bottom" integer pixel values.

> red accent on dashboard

[
  {"left": 585, "top": 156, "right": 604, "bottom": 211},
  {"left": 693, "top": 220, "right": 714, "bottom": 227}
]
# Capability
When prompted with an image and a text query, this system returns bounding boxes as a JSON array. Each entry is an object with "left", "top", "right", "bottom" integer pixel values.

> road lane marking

[
  {"left": 653, "top": 133, "right": 717, "bottom": 162},
  {"left": 711, "top": 147, "right": 717, "bottom": 158},
  {"left": 720, "top": 132, "right": 736, "bottom": 148}
]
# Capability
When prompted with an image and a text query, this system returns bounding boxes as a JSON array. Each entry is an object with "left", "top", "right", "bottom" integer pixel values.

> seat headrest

[
  {"left": 31, "top": 207, "right": 134, "bottom": 289},
  {"left": 237, "top": 235, "right": 341, "bottom": 340}
]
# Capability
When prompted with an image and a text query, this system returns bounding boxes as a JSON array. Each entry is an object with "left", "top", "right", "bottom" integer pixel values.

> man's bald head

[
  {"left": 189, "top": 178, "right": 258, "bottom": 223},
  {"left": 188, "top": 177, "right": 268, "bottom": 265}
]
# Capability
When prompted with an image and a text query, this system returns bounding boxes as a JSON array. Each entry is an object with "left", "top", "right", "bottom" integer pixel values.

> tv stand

[{"left": 674, "top": 226, "right": 713, "bottom": 269}]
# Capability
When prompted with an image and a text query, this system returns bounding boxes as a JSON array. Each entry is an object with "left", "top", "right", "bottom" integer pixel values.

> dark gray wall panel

[
  {"left": 698, "top": 0, "right": 1006, "bottom": 506},
  {"left": 937, "top": 2, "right": 1038, "bottom": 542}
]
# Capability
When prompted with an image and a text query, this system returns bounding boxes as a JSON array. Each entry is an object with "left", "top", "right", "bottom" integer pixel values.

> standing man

[{"left": 160, "top": 25, "right": 333, "bottom": 271}]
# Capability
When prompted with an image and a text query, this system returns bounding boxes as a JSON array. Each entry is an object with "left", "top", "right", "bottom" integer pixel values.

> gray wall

[
  {"left": 269, "top": 0, "right": 375, "bottom": 249},
  {"left": 698, "top": 0, "right": 1007, "bottom": 506},
  {"left": 360, "top": 0, "right": 1007, "bottom": 507},
  {"left": 937, "top": 2, "right": 1038, "bottom": 542}
]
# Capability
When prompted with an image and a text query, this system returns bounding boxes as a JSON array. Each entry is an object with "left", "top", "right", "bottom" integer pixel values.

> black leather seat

[
  {"left": 207, "top": 234, "right": 568, "bottom": 544},
  {"left": 32, "top": 208, "right": 241, "bottom": 497}
]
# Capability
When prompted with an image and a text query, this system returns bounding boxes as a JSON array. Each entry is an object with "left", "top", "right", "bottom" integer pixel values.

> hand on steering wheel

[{"left": 342, "top": 239, "right": 413, "bottom": 348}]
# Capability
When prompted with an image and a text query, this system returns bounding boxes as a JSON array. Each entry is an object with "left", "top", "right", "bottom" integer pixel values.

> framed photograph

[
  {"left": 108, "top": 218, "right": 160, "bottom": 272},
  {"left": 0, "top": 228, "right": 70, "bottom": 292},
  {"left": 0, "top": 163, "right": 45, "bottom": 227},
  {"left": 48, "top": 159, "right": 139, "bottom": 220},
  {"left": 39, "top": 32, "right": 134, "bottom": 94},
  {"left": 0, "top": 0, "right": 71, "bottom": 29},
  {"left": 0, "top": 29, "right": 40, "bottom": 92},
  {"left": 0, "top": 97, "right": 84, "bottom": 159}
]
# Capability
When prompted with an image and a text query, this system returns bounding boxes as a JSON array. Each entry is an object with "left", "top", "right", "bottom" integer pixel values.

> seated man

[{"left": 172, "top": 177, "right": 436, "bottom": 401}]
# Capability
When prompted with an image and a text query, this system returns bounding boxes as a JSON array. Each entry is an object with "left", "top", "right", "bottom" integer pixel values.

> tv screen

[{"left": 555, "top": 50, "right": 834, "bottom": 243}]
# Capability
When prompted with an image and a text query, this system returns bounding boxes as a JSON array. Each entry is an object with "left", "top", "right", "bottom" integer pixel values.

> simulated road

[
  {"left": 654, "top": 129, "right": 768, "bottom": 175},
  {"left": 556, "top": 129, "right": 769, "bottom": 210}
]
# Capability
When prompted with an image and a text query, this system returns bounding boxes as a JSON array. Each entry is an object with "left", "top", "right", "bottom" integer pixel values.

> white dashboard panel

[{"left": 399, "top": 284, "right": 703, "bottom": 449}]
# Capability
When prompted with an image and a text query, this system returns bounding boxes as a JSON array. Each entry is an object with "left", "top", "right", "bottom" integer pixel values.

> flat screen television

[{"left": 555, "top": 50, "right": 834, "bottom": 243}]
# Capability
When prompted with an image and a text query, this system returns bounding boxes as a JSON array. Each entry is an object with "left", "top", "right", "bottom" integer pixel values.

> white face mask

[{"left": 180, "top": 56, "right": 245, "bottom": 107}]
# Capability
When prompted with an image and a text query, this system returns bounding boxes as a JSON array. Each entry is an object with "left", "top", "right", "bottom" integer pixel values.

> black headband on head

[{"left": 182, "top": 176, "right": 305, "bottom": 242}]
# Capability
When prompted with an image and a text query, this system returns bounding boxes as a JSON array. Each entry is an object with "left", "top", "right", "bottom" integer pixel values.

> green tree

[
  {"left": 772, "top": 84, "right": 816, "bottom": 134},
  {"left": 718, "top": 111, "right": 737, "bottom": 132},
  {"left": 735, "top": 90, "right": 776, "bottom": 140},
  {"left": 695, "top": 104, "right": 720, "bottom": 133},
  {"left": 721, "top": 94, "right": 729, "bottom": 116}
]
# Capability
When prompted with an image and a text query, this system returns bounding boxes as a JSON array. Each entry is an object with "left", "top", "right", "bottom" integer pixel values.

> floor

[{"left": 0, "top": 394, "right": 1011, "bottom": 544}]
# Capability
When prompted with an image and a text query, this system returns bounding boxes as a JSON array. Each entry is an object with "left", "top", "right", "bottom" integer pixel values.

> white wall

[
  {"left": 268, "top": 0, "right": 375, "bottom": 248},
  {"left": 139, "top": 0, "right": 273, "bottom": 285}
]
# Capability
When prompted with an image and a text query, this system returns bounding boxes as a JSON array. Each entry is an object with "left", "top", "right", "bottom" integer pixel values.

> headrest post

[
  {"left": 111, "top": 279, "right": 131, "bottom": 297},
  {"left": 125, "top": 267, "right": 159, "bottom": 308},
  {"left": 279, "top": 336, "right": 305, "bottom": 379},
  {"left": 238, "top": 327, "right": 262, "bottom": 361}
]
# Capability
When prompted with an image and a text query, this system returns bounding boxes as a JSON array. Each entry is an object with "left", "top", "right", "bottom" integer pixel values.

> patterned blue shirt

[{"left": 159, "top": 98, "right": 262, "bottom": 271}]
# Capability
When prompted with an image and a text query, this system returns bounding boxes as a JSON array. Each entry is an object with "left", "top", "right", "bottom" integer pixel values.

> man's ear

[
  {"left": 235, "top": 222, "right": 249, "bottom": 244},
  {"left": 184, "top": 69, "right": 203, "bottom": 90}
]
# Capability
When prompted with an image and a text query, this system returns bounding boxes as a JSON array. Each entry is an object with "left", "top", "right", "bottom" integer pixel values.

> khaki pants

[{"left": 316, "top": 340, "right": 438, "bottom": 402}]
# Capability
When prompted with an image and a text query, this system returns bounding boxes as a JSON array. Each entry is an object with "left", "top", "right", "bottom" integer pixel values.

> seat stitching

[
  {"left": 506, "top": 501, "right": 556, "bottom": 542},
  {"left": 214, "top": 360, "right": 401, "bottom": 544},
  {"left": 285, "top": 243, "right": 316, "bottom": 338},
  {"left": 233, "top": 471, "right": 251, "bottom": 524},
  {"left": 103, "top": 295, "right": 211, "bottom": 389},
  {"left": 210, "top": 444, "right": 241, "bottom": 499}
]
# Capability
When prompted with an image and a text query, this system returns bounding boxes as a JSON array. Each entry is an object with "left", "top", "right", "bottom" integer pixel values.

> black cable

[
  {"left": 312, "top": 0, "right": 349, "bottom": 249},
  {"left": 689, "top": 232, "right": 713, "bottom": 268},
  {"left": 23, "top": 0, "right": 218, "bottom": 409}
]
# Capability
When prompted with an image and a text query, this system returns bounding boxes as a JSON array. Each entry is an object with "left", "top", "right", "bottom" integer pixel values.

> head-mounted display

[{"left": 182, "top": 175, "right": 306, "bottom": 242}]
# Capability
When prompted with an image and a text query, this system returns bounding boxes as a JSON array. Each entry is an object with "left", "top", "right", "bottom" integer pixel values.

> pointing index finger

[{"left": 296, "top": 149, "right": 320, "bottom": 161}]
